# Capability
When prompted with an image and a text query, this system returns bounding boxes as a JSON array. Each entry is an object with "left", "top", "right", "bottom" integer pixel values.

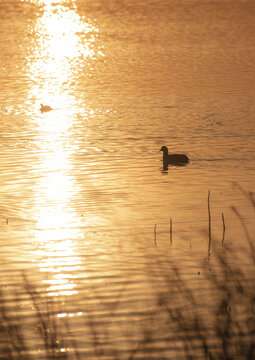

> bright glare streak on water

[
  {"left": 24, "top": 1, "right": 99, "bottom": 296},
  {"left": 28, "top": 1, "right": 98, "bottom": 113}
]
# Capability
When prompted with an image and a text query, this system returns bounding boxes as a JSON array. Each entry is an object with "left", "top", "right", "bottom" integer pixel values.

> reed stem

[
  {"left": 208, "top": 190, "right": 211, "bottom": 254},
  {"left": 170, "top": 218, "right": 172, "bottom": 245},
  {"left": 221, "top": 212, "right": 225, "bottom": 245},
  {"left": 154, "top": 224, "right": 157, "bottom": 246}
]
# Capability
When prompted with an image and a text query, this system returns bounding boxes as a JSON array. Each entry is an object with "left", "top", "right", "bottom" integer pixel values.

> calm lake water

[{"left": 0, "top": 0, "right": 255, "bottom": 358}]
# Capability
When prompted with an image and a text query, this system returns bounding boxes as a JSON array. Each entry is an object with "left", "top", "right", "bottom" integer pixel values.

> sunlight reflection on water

[
  {"left": 25, "top": 0, "right": 101, "bottom": 296},
  {"left": 28, "top": 0, "right": 99, "bottom": 111}
]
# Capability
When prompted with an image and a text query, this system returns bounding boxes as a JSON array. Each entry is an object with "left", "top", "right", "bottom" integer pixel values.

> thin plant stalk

[
  {"left": 221, "top": 212, "right": 226, "bottom": 245},
  {"left": 154, "top": 224, "right": 157, "bottom": 246},
  {"left": 170, "top": 218, "right": 172, "bottom": 245},
  {"left": 208, "top": 190, "right": 212, "bottom": 255}
]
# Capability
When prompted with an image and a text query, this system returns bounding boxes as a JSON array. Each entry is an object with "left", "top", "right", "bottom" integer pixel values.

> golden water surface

[{"left": 0, "top": 0, "right": 254, "bottom": 358}]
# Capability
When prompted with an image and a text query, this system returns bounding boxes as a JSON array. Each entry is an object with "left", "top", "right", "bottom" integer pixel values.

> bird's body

[
  {"left": 40, "top": 104, "right": 53, "bottom": 113},
  {"left": 160, "top": 146, "right": 189, "bottom": 165}
]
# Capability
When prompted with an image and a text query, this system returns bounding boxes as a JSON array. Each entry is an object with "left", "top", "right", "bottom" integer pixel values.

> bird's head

[{"left": 160, "top": 146, "right": 168, "bottom": 153}]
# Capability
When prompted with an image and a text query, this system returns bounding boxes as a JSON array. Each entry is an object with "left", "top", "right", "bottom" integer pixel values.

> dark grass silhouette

[
  {"left": 153, "top": 247, "right": 255, "bottom": 360},
  {"left": 0, "top": 189, "right": 254, "bottom": 359}
]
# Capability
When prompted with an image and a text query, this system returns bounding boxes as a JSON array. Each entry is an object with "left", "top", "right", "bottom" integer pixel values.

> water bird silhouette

[
  {"left": 40, "top": 104, "right": 53, "bottom": 113},
  {"left": 160, "top": 146, "right": 189, "bottom": 166}
]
